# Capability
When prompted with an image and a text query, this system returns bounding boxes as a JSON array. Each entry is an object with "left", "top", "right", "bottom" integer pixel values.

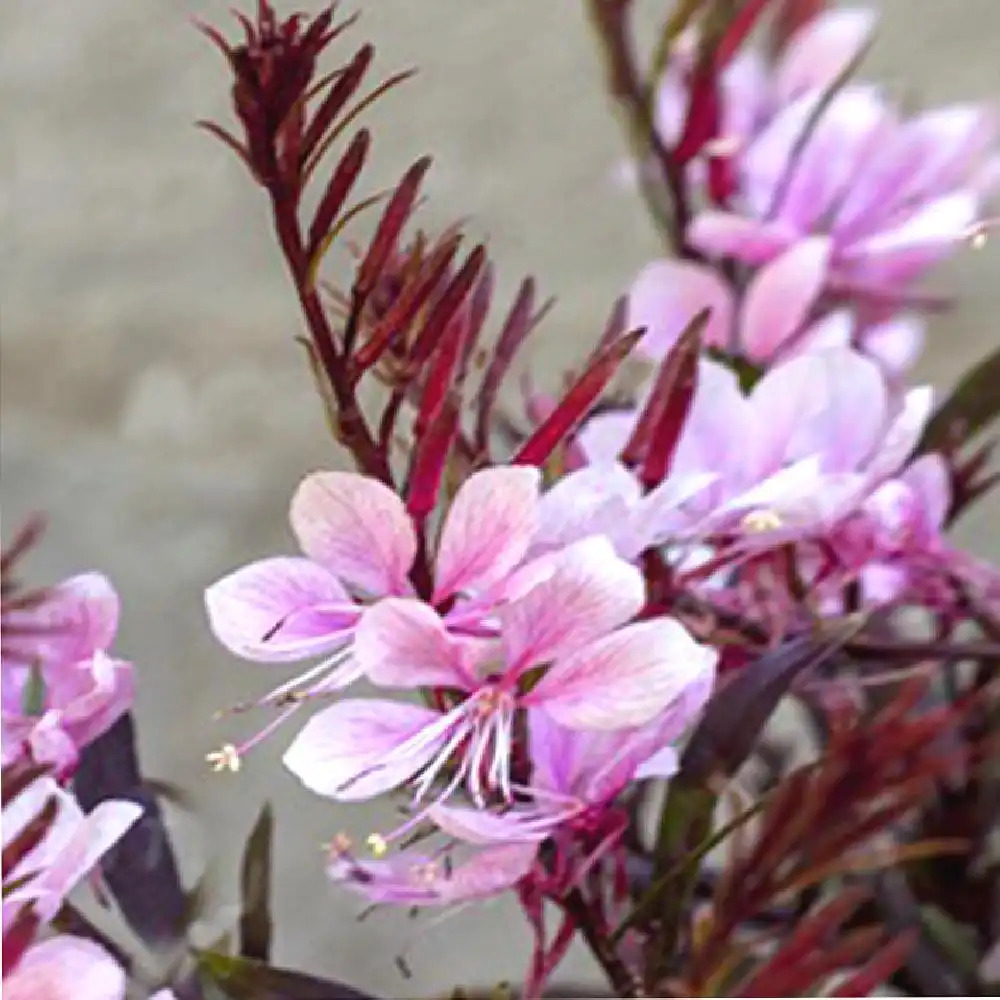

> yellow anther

[
  {"left": 741, "top": 508, "right": 783, "bottom": 534},
  {"left": 206, "top": 743, "right": 241, "bottom": 773},
  {"left": 366, "top": 832, "right": 388, "bottom": 857}
]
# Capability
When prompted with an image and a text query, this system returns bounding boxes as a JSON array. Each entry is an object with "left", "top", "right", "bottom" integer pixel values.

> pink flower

[
  {"left": 284, "top": 536, "right": 716, "bottom": 844},
  {"left": 579, "top": 348, "right": 933, "bottom": 545},
  {"left": 1, "top": 574, "right": 132, "bottom": 773},
  {"left": 3, "top": 935, "right": 126, "bottom": 1000},
  {"left": 205, "top": 466, "right": 548, "bottom": 754},
  {"left": 2, "top": 776, "right": 142, "bottom": 930},
  {"left": 629, "top": 238, "right": 924, "bottom": 375}
]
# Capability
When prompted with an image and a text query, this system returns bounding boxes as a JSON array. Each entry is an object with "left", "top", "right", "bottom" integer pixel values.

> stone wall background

[{"left": 2, "top": 1, "right": 998, "bottom": 995}]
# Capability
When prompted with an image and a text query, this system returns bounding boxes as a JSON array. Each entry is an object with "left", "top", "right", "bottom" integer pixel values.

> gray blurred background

[{"left": 2, "top": 1, "right": 998, "bottom": 995}]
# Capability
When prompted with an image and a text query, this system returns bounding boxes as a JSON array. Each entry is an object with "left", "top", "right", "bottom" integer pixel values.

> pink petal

[
  {"left": 534, "top": 464, "right": 640, "bottom": 556},
  {"left": 283, "top": 699, "right": 446, "bottom": 801},
  {"left": 634, "top": 746, "right": 680, "bottom": 781},
  {"left": 900, "top": 453, "right": 951, "bottom": 532},
  {"left": 629, "top": 260, "right": 734, "bottom": 360},
  {"left": 784, "top": 309, "right": 854, "bottom": 361},
  {"left": 740, "top": 237, "right": 831, "bottom": 362},
  {"left": 330, "top": 842, "right": 536, "bottom": 907},
  {"left": 205, "top": 557, "right": 359, "bottom": 662},
  {"left": 47, "top": 651, "right": 134, "bottom": 754},
  {"left": 575, "top": 411, "right": 635, "bottom": 466},
  {"left": 864, "top": 385, "right": 934, "bottom": 483},
  {"left": 774, "top": 7, "right": 877, "bottom": 105},
  {"left": 501, "top": 537, "right": 645, "bottom": 672},
  {"left": 4, "top": 936, "right": 126, "bottom": 1000},
  {"left": 689, "top": 211, "right": 799, "bottom": 264},
  {"left": 290, "top": 472, "right": 416, "bottom": 597},
  {"left": 860, "top": 563, "right": 908, "bottom": 605},
  {"left": 429, "top": 803, "right": 552, "bottom": 844},
  {"left": 861, "top": 314, "right": 925, "bottom": 377},
  {"left": 354, "top": 598, "right": 471, "bottom": 689},
  {"left": 526, "top": 618, "right": 718, "bottom": 730},
  {"left": 433, "top": 467, "right": 541, "bottom": 601}
]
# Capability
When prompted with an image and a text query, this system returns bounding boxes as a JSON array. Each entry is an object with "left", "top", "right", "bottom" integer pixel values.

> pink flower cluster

[
  {"left": 2, "top": 573, "right": 133, "bottom": 776},
  {"left": 2, "top": 774, "right": 141, "bottom": 999}
]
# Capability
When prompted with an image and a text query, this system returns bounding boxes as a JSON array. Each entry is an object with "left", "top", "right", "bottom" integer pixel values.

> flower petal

[
  {"left": 526, "top": 618, "right": 718, "bottom": 731},
  {"left": 433, "top": 467, "right": 541, "bottom": 601},
  {"left": 429, "top": 803, "right": 552, "bottom": 844},
  {"left": 689, "top": 211, "right": 799, "bottom": 264},
  {"left": 861, "top": 314, "right": 925, "bottom": 376},
  {"left": 900, "top": 453, "right": 951, "bottom": 533},
  {"left": 740, "top": 238, "right": 831, "bottom": 362},
  {"left": 501, "top": 537, "right": 645, "bottom": 672},
  {"left": 575, "top": 411, "right": 635, "bottom": 466},
  {"left": 630, "top": 260, "right": 734, "bottom": 360},
  {"left": 283, "top": 699, "right": 447, "bottom": 801},
  {"left": 4, "top": 936, "right": 126, "bottom": 1000},
  {"left": 205, "top": 557, "right": 359, "bottom": 662},
  {"left": 775, "top": 7, "right": 877, "bottom": 105},
  {"left": 864, "top": 385, "right": 934, "bottom": 483},
  {"left": 290, "top": 472, "right": 417, "bottom": 596},
  {"left": 354, "top": 598, "right": 471, "bottom": 689}
]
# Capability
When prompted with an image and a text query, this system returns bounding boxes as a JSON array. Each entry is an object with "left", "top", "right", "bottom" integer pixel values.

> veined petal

[
  {"left": 330, "top": 842, "right": 536, "bottom": 907},
  {"left": 575, "top": 411, "right": 635, "bottom": 466},
  {"left": 433, "top": 467, "right": 541, "bottom": 602},
  {"left": 290, "top": 472, "right": 417, "bottom": 597},
  {"left": 429, "top": 803, "right": 553, "bottom": 844},
  {"left": 205, "top": 557, "right": 359, "bottom": 662},
  {"left": 501, "top": 537, "right": 644, "bottom": 672},
  {"left": 283, "top": 699, "right": 447, "bottom": 801},
  {"left": 526, "top": 618, "right": 718, "bottom": 731},
  {"left": 4, "top": 936, "right": 126, "bottom": 1000},
  {"left": 775, "top": 7, "right": 877, "bottom": 105},
  {"left": 740, "top": 238, "right": 831, "bottom": 363},
  {"left": 689, "top": 211, "right": 799, "bottom": 264},
  {"left": 354, "top": 598, "right": 471, "bottom": 689},
  {"left": 629, "top": 260, "right": 734, "bottom": 360}
]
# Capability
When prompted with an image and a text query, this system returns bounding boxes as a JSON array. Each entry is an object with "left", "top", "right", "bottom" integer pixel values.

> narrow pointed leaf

[
  {"left": 414, "top": 310, "right": 466, "bottom": 439},
  {"left": 73, "top": 714, "right": 187, "bottom": 946},
  {"left": 196, "top": 950, "right": 380, "bottom": 1000},
  {"left": 459, "top": 263, "right": 495, "bottom": 382},
  {"left": 406, "top": 391, "right": 460, "bottom": 522},
  {"left": 674, "top": 61, "right": 720, "bottom": 165},
  {"left": 919, "top": 346, "right": 1000, "bottom": 452},
  {"left": 1, "top": 762, "right": 49, "bottom": 807},
  {"left": 514, "top": 330, "right": 641, "bottom": 467},
  {"left": 196, "top": 121, "right": 253, "bottom": 171},
  {"left": 639, "top": 309, "right": 708, "bottom": 486},
  {"left": 307, "top": 129, "right": 370, "bottom": 255},
  {"left": 239, "top": 805, "right": 273, "bottom": 962},
  {"left": 301, "top": 44, "right": 374, "bottom": 166},
  {"left": 2, "top": 795, "right": 57, "bottom": 880},
  {"left": 716, "top": 0, "right": 774, "bottom": 65},
  {"left": 829, "top": 932, "right": 917, "bottom": 997},
  {"left": 356, "top": 157, "right": 432, "bottom": 298}
]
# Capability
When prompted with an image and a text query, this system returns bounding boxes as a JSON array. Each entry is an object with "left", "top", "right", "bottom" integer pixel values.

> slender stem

[
  {"left": 562, "top": 887, "right": 644, "bottom": 997},
  {"left": 585, "top": 0, "right": 693, "bottom": 255}
]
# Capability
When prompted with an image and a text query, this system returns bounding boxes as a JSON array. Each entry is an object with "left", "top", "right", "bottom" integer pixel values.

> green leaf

[
  {"left": 22, "top": 664, "right": 46, "bottom": 717},
  {"left": 239, "top": 804, "right": 274, "bottom": 962},
  {"left": 195, "top": 950, "right": 380, "bottom": 1000},
  {"left": 919, "top": 905, "right": 980, "bottom": 979},
  {"left": 919, "top": 346, "right": 1000, "bottom": 452}
]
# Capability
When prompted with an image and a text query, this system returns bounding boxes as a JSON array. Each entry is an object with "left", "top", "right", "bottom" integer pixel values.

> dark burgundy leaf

[
  {"left": 919, "top": 346, "right": 1000, "bottom": 453},
  {"left": 196, "top": 949, "right": 381, "bottom": 1000},
  {"left": 73, "top": 714, "right": 187, "bottom": 946},
  {"left": 196, "top": 121, "right": 255, "bottom": 173},
  {"left": 2, "top": 795, "right": 57, "bottom": 880},
  {"left": 679, "top": 615, "right": 865, "bottom": 784},
  {"left": 239, "top": 804, "right": 274, "bottom": 962},
  {"left": 716, "top": 0, "right": 775, "bottom": 65},
  {"left": 673, "top": 61, "right": 720, "bottom": 165},
  {"left": 459, "top": 262, "right": 495, "bottom": 383},
  {"left": 406, "top": 391, "right": 460, "bottom": 522},
  {"left": 1, "top": 761, "right": 49, "bottom": 807},
  {"left": 513, "top": 330, "right": 641, "bottom": 467},
  {"left": 301, "top": 44, "right": 373, "bottom": 165},
  {"left": 307, "top": 129, "right": 371, "bottom": 256},
  {"left": 355, "top": 157, "right": 432, "bottom": 299},
  {"left": 830, "top": 932, "right": 917, "bottom": 997}
]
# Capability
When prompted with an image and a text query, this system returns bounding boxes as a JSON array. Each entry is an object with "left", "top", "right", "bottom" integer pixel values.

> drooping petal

[
  {"left": 629, "top": 260, "right": 734, "bottom": 360},
  {"left": 774, "top": 7, "right": 877, "bottom": 105},
  {"left": 688, "top": 211, "right": 799, "bottom": 264},
  {"left": 204, "top": 557, "right": 359, "bottom": 662},
  {"left": 525, "top": 618, "right": 718, "bottom": 731},
  {"left": 501, "top": 537, "right": 645, "bottom": 673},
  {"left": 283, "top": 699, "right": 448, "bottom": 801},
  {"left": 4, "top": 936, "right": 126, "bottom": 1000},
  {"left": 354, "top": 598, "right": 472, "bottom": 689},
  {"left": 861, "top": 314, "right": 926, "bottom": 376},
  {"left": 329, "top": 842, "right": 537, "bottom": 906},
  {"left": 433, "top": 467, "right": 541, "bottom": 601},
  {"left": 47, "top": 652, "right": 134, "bottom": 755},
  {"left": 290, "top": 472, "right": 417, "bottom": 597},
  {"left": 740, "top": 238, "right": 831, "bottom": 362}
]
